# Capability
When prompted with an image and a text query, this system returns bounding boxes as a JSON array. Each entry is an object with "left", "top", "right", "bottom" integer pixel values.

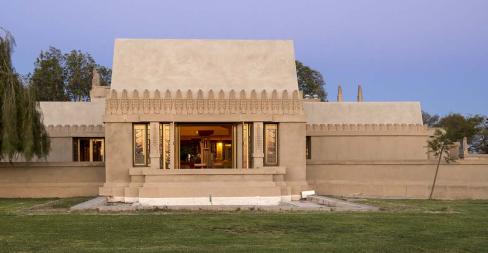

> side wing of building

[
  {"left": 38, "top": 101, "right": 106, "bottom": 162},
  {"left": 304, "top": 101, "right": 432, "bottom": 161}
]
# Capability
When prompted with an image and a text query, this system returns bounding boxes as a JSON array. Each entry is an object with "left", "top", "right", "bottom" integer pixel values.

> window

[
  {"left": 177, "top": 124, "right": 234, "bottom": 169},
  {"left": 79, "top": 138, "right": 90, "bottom": 161},
  {"left": 160, "top": 123, "right": 171, "bottom": 169},
  {"left": 133, "top": 123, "right": 150, "bottom": 166},
  {"left": 264, "top": 123, "right": 278, "bottom": 166},
  {"left": 72, "top": 138, "right": 104, "bottom": 162},
  {"left": 92, "top": 139, "right": 104, "bottom": 161},
  {"left": 306, "top": 136, "right": 311, "bottom": 160},
  {"left": 242, "top": 123, "right": 253, "bottom": 168}
]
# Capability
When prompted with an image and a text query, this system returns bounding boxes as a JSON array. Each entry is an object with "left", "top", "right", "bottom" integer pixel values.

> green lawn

[{"left": 0, "top": 198, "right": 487, "bottom": 252}]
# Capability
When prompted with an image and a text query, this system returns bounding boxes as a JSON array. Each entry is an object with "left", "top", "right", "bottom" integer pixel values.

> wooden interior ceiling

[{"left": 179, "top": 125, "right": 232, "bottom": 137}]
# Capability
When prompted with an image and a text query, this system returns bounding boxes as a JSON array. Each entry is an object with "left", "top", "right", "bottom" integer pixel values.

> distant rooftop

[{"left": 111, "top": 39, "right": 299, "bottom": 92}]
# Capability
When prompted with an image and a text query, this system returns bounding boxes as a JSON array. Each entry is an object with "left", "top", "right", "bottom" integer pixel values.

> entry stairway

[{"left": 122, "top": 167, "right": 291, "bottom": 205}]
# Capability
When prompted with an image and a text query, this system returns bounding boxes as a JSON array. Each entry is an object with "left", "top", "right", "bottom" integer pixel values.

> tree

[
  {"left": 470, "top": 116, "right": 488, "bottom": 154},
  {"left": 295, "top": 60, "right": 327, "bottom": 101},
  {"left": 30, "top": 47, "right": 67, "bottom": 101},
  {"left": 427, "top": 129, "right": 455, "bottom": 199},
  {"left": 0, "top": 28, "right": 49, "bottom": 161},
  {"left": 437, "top": 113, "right": 483, "bottom": 143},
  {"left": 422, "top": 111, "right": 440, "bottom": 127},
  {"left": 30, "top": 48, "right": 111, "bottom": 101},
  {"left": 64, "top": 50, "right": 96, "bottom": 101},
  {"left": 97, "top": 65, "right": 112, "bottom": 86},
  {"left": 21, "top": 85, "right": 50, "bottom": 160}
]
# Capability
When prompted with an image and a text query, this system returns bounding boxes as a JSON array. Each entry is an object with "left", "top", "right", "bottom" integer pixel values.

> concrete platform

[
  {"left": 70, "top": 195, "right": 378, "bottom": 212},
  {"left": 306, "top": 195, "right": 379, "bottom": 211}
]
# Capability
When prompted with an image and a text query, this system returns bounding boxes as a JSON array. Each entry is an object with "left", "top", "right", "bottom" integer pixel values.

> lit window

[
  {"left": 264, "top": 123, "right": 278, "bottom": 166},
  {"left": 72, "top": 138, "right": 104, "bottom": 162},
  {"left": 133, "top": 123, "right": 150, "bottom": 166},
  {"left": 92, "top": 139, "right": 104, "bottom": 162},
  {"left": 177, "top": 124, "right": 234, "bottom": 169},
  {"left": 160, "top": 123, "right": 171, "bottom": 169},
  {"left": 242, "top": 123, "right": 253, "bottom": 168}
]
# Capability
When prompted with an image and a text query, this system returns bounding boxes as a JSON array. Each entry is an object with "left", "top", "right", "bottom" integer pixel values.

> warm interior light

[{"left": 216, "top": 142, "right": 223, "bottom": 160}]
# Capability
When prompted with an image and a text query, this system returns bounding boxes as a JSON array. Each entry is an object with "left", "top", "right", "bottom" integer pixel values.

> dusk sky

[{"left": 1, "top": 0, "right": 487, "bottom": 115}]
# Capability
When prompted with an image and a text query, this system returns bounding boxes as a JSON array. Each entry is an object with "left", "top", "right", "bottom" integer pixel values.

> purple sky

[{"left": 1, "top": 0, "right": 487, "bottom": 115}]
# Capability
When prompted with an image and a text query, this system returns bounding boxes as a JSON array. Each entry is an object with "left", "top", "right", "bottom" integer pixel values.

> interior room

[{"left": 178, "top": 124, "right": 234, "bottom": 169}]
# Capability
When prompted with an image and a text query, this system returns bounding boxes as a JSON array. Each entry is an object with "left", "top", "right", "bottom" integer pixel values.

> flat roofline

[
  {"left": 114, "top": 38, "right": 294, "bottom": 42},
  {"left": 304, "top": 101, "right": 421, "bottom": 104}
]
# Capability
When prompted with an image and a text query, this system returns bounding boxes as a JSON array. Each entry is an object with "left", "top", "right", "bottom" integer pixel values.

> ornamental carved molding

[
  {"left": 306, "top": 123, "right": 433, "bottom": 136},
  {"left": 105, "top": 89, "right": 304, "bottom": 116},
  {"left": 46, "top": 124, "right": 104, "bottom": 137}
]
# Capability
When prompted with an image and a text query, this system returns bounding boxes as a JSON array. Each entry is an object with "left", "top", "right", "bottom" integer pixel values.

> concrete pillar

[
  {"left": 337, "top": 85, "right": 343, "bottom": 102},
  {"left": 99, "top": 122, "right": 132, "bottom": 201},
  {"left": 149, "top": 122, "right": 160, "bottom": 169},
  {"left": 252, "top": 122, "right": 264, "bottom": 168},
  {"left": 357, "top": 85, "right": 364, "bottom": 102},
  {"left": 460, "top": 137, "right": 468, "bottom": 159},
  {"left": 279, "top": 122, "right": 309, "bottom": 200}
]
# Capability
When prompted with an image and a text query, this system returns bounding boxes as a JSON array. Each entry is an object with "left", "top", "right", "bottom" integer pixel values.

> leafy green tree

[
  {"left": 31, "top": 47, "right": 67, "bottom": 101},
  {"left": 64, "top": 50, "right": 96, "bottom": 101},
  {"left": 97, "top": 65, "right": 112, "bottom": 86},
  {"left": 437, "top": 113, "right": 483, "bottom": 143},
  {"left": 30, "top": 48, "right": 111, "bottom": 101},
  {"left": 295, "top": 60, "right": 327, "bottom": 101},
  {"left": 21, "top": 85, "right": 50, "bottom": 160},
  {"left": 427, "top": 129, "right": 454, "bottom": 199},
  {"left": 0, "top": 29, "right": 49, "bottom": 161},
  {"left": 422, "top": 111, "right": 440, "bottom": 127}
]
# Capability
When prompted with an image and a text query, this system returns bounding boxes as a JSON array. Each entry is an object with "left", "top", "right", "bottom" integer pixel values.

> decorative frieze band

[
  {"left": 46, "top": 124, "right": 104, "bottom": 138},
  {"left": 105, "top": 89, "right": 304, "bottom": 115},
  {"left": 306, "top": 123, "right": 433, "bottom": 136}
]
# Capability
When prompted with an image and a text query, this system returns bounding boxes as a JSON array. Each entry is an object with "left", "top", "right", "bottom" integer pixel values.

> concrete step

[
  {"left": 141, "top": 180, "right": 279, "bottom": 187},
  {"left": 138, "top": 185, "right": 282, "bottom": 198}
]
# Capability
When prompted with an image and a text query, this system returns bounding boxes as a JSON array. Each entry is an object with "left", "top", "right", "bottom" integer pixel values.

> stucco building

[{"left": 5, "top": 39, "right": 486, "bottom": 203}]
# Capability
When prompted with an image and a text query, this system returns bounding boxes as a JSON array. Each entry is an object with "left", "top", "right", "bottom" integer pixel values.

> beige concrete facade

[
  {"left": 111, "top": 39, "right": 298, "bottom": 92},
  {"left": 99, "top": 88, "right": 309, "bottom": 203},
  {"left": 0, "top": 162, "right": 104, "bottom": 197},
  {"left": 40, "top": 101, "right": 105, "bottom": 126},
  {"left": 306, "top": 123, "right": 433, "bottom": 161},
  {"left": 98, "top": 39, "right": 311, "bottom": 204},
  {"left": 307, "top": 160, "right": 488, "bottom": 199},
  {"left": 304, "top": 101, "right": 423, "bottom": 125},
  {"left": 2, "top": 38, "right": 487, "bottom": 202}
]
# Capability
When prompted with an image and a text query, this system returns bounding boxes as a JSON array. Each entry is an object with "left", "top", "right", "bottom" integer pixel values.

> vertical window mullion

[{"left": 89, "top": 139, "right": 93, "bottom": 162}]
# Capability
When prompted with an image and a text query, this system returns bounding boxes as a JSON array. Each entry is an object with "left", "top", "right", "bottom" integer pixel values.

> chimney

[
  {"left": 90, "top": 68, "right": 109, "bottom": 101},
  {"left": 357, "top": 85, "right": 363, "bottom": 102},
  {"left": 337, "top": 85, "right": 344, "bottom": 102},
  {"left": 92, "top": 68, "right": 101, "bottom": 87}
]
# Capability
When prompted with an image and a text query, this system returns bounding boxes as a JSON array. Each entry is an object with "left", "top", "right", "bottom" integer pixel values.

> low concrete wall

[
  {"left": 0, "top": 162, "right": 105, "bottom": 198},
  {"left": 307, "top": 160, "right": 488, "bottom": 199}
]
